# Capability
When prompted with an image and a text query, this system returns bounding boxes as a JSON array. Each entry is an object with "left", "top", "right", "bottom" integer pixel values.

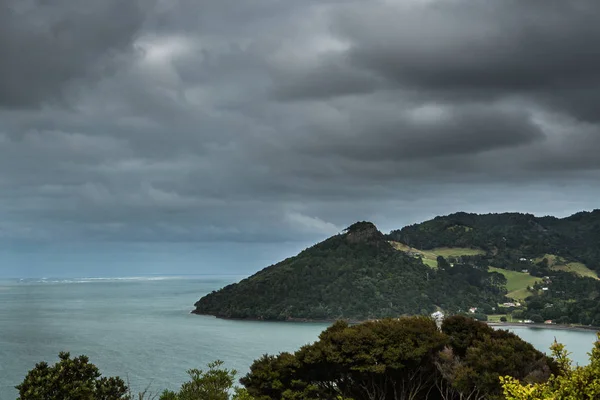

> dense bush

[
  {"left": 194, "top": 222, "right": 507, "bottom": 321},
  {"left": 502, "top": 332, "right": 600, "bottom": 399},
  {"left": 16, "top": 352, "right": 129, "bottom": 400},
  {"left": 242, "top": 316, "right": 554, "bottom": 400}
]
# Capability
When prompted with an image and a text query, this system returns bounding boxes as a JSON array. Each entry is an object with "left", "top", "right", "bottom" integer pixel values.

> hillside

[
  {"left": 387, "top": 210, "right": 600, "bottom": 272},
  {"left": 386, "top": 210, "right": 600, "bottom": 325},
  {"left": 195, "top": 210, "right": 600, "bottom": 325},
  {"left": 194, "top": 222, "right": 506, "bottom": 321}
]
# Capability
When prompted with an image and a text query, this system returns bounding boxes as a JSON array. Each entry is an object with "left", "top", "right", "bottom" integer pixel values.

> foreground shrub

[
  {"left": 241, "top": 316, "right": 555, "bottom": 400},
  {"left": 501, "top": 332, "right": 600, "bottom": 399},
  {"left": 158, "top": 360, "right": 252, "bottom": 400},
  {"left": 16, "top": 351, "right": 129, "bottom": 400}
]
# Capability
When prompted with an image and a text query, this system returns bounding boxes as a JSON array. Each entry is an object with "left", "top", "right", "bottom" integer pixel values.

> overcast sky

[{"left": 1, "top": 0, "right": 599, "bottom": 277}]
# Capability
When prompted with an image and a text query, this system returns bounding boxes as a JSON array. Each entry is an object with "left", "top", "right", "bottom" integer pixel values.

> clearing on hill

[
  {"left": 488, "top": 267, "right": 541, "bottom": 301},
  {"left": 389, "top": 242, "right": 485, "bottom": 269},
  {"left": 534, "top": 254, "right": 598, "bottom": 279}
]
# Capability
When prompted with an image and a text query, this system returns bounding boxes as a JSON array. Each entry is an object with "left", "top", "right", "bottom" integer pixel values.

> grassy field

[
  {"left": 421, "top": 258, "right": 438, "bottom": 268},
  {"left": 388, "top": 242, "right": 485, "bottom": 269},
  {"left": 488, "top": 267, "right": 540, "bottom": 301},
  {"left": 389, "top": 241, "right": 439, "bottom": 268},
  {"left": 433, "top": 247, "right": 486, "bottom": 257},
  {"left": 552, "top": 262, "right": 598, "bottom": 279},
  {"left": 534, "top": 254, "right": 598, "bottom": 279},
  {"left": 487, "top": 314, "right": 511, "bottom": 322}
]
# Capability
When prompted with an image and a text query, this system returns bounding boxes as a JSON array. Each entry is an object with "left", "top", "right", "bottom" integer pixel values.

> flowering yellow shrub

[{"left": 501, "top": 332, "right": 600, "bottom": 399}]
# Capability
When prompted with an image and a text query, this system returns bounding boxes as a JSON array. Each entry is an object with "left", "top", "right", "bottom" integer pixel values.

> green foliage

[
  {"left": 388, "top": 210, "right": 600, "bottom": 272},
  {"left": 194, "top": 223, "right": 507, "bottom": 321},
  {"left": 16, "top": 351, "right": 129, "bottom": 400},
  {"left": 158, "top": 360, "right": 250, "bottom": 400},
  {"left": 439, "top": 316, "right": 556, "bottom": 399},
  {"left": 521, "top": 271, "right": 600, "bottom": 325},
  {"left": 437, "top": 255, "right": 450, "bottom": 269},
  {"left": 501, "top": 332, "right": 600, "bottom": 399},
  {"left": 239, "top": 353, "right": 307, "bottom": 400},
  {"left": 241, "top": 316, "right": 554, "bottom": 400},
  {"left": 388, "top": 211, "right": 600, "bottom": 325}
]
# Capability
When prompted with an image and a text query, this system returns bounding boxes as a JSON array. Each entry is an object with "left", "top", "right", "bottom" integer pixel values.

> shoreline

[
  {"left": 488, "top": 322, "right": 600, "bottom": 332},
  {"left": 191, "top": 311, "right": 600, "bottom": 332}
]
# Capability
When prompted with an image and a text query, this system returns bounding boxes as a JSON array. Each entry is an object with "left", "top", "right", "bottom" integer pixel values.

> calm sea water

[{"left": 0, "top": 277, "right": 597, "bottom": 399}]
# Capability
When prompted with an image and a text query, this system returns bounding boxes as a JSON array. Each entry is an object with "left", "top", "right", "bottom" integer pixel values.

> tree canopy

[
  {"left": 241, "top": 316, "right": 555, "bottom": 400},
  {"left": 501, "top": 332, "right": 600, "bottom": 399},
  {"left": 388, "top": 210, "right": 600, "bottom": 272},
  {"left": 194, "top": 223, "right": 507, "bottom": 321},
  {"left": 16, "top": 352, "right": 129, "bottom": 400}
]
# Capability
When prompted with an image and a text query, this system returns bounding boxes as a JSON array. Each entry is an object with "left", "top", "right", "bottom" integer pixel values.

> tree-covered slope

[
  {"left": 194, "top": 222, "right": 506, "bottom": 321},
  {"left": 387, "top": 210, "right": 600, "bottom": 272}
]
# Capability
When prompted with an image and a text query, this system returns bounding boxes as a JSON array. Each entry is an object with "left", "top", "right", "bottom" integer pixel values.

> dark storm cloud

[
  {"left": 329, "top": 0, "right": 600, "bottom": 121},
  {"left": 291, "top": 105, "right": 544, "bottom": 161},
  {"left": 341, "top": 1, "right": 599, "bottom": 88},
  {"left": 270, "top": 59, "right": 383, "bottom": 101},
  {"left": 0, "top": 0, "right": 599, "bottom": 259},
  {"left": 0, "top": 0, "right": 150, "bottom": 108}
]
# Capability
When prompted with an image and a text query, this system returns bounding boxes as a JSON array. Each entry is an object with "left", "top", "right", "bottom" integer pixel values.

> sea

[{"left": 0, "top": 276, "right": 597, "bottom": 399}]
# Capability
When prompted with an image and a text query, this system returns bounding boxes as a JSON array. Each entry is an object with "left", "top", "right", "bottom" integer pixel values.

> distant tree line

[{"left": 388, "top": 210, "right": 600, "bottom": 272}]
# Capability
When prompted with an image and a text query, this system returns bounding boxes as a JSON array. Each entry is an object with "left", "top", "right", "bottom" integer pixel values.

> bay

[{"left": 0, "top": 277, "right": 597, "bottom": 399}]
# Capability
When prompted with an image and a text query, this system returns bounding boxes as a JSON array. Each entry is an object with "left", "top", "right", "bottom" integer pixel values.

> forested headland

[{"left": 194, "top": 211, "right": 600, "bottom": 325}]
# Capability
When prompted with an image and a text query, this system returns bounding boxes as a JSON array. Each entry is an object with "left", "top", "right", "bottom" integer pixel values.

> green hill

[
  {"left": 387, "top": 210, "right": 600, "bottom": 273},
  {"left": 195, "top": 210, "right": 600, "bottom": 325},
  {"left": 533, "top": 254, "right": 598, "bottom": 279},
  {"left": 389, "top": 244, "right": 542, "bottom": 301},
  {"left": 194, "top": 222, "right": 506, "bottom": 321},
  {"left": 387, "top": 210, "right": 600, "bottom": 325}
]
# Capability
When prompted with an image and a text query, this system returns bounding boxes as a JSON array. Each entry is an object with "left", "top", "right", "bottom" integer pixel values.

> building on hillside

[
  {"left": 521, "top": 269, "right": 529, "bottom": 273},
  {"left": 544, "top": 320, "right": 554, "bottom": 324},
  {"left": 468, "top": 307, "right": 478, "bottom": 313}
]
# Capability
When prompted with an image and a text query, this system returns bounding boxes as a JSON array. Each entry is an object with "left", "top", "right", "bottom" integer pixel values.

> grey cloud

[
  {"left": 291, "top": 104, "right": 545, "bottom": 161},
  {"left": 271, "top": 1, "right": 600, "bottom": 121},
  {"left": 339, "top": 1, "right": 600, "bottom": 90},
  {"left": 270, "top": 57, "right": 383, "bottom": 101},
  {"left": 0, "top": 0, "right": 150, "bottom": 108},
  {"left": 0, "top": 0, "right": 600, "bottom": 257}
]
